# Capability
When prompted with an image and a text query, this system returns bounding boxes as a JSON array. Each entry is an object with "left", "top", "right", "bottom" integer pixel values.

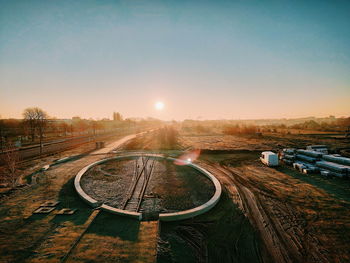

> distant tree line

[
  {"left": 289, "top": 118, "right": 350, "bottom": 132},
  {"left": 0, "top": 108, "right": 164, "bottom": 189},
  {"left": 180, "top": 117, "right": 350, "bottom": 136},
  {"left": 0, "top": 109, "right": 160, "bottom": 150},
  {"left": 222, "top": 124, "right": 258, "bottom": 135}
]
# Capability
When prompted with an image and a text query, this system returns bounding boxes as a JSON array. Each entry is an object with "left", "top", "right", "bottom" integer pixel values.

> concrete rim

[{"left": 74, "top": 153, "right": 222, "bottom": 221}]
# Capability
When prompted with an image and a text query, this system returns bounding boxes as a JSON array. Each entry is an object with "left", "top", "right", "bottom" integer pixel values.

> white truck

[{"left": 260, "top": 151, "right": 279, "bottom": 167}]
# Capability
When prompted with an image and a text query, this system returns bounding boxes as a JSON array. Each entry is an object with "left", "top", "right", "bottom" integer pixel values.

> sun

[{"left": 155, "top": 101, "right": 164, "bottom": 110}]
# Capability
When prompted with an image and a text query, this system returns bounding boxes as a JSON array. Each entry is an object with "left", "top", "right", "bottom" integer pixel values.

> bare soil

[
  {"left": 1, "top": 129, "right": 349, "bottom": 263},
  {"left": 79, "top": 157, "right": 215, "bottom": 212},
  {"left": 80, "top": 159, "right": 135, "bottom": 208},
  {"left": 144, "top": 159, "right": 215, "bottom": 212},
  {"left": 179, "top": 132, "right": 350, "bottom": 263}
]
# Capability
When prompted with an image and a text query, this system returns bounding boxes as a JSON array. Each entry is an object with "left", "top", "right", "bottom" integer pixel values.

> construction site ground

[
  {"left": 160, "top": 132, "right": 350, "bottom": 263},
  {"left": 0, "top": 130, "right": 349, "bottom": 263}
]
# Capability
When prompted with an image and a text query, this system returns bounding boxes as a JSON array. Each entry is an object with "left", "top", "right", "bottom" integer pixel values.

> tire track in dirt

[
  {"left": 232, "top": 164, "right": 333, "bottom": 263},
  {"left": 198, "top": 161, "right": 331, "bottom": 263},
  {"left": 199, "top": 162, "right": 291, "bottom": 263}
]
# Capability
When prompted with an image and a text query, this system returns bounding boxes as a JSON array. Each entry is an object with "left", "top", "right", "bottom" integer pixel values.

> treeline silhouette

[
  {"left": 0, "top": 108, "right": 162, "bottom": 148},
  {"left": 289, "top": 118, "right": 350, "bottom": 132},
  {"left": 222, "top": 125, "right": 258, "bottom": 135}
]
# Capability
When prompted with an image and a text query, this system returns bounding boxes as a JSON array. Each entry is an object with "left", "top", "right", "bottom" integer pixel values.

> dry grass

[
  {"left": 237, "top": 163, "right": 350, "bottom": 263},
  {"left": 0, "top": 134, "right": 136, "bottom": 262},
  {"left": 67, "top": 216, "right": 158, "bottom": 263},
  {"left": 181, "top": 132, "right": 349, "bottom": 151},
  {"left": 181, "top": 132, "right": 350, "bottom": 262}
]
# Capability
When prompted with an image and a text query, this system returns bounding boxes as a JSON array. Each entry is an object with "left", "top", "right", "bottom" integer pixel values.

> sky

[{"left": 0, "top": 0, "right": 349, "bottom": 120}]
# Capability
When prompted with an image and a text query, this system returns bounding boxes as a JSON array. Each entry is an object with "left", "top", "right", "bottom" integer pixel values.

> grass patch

[
  {"left": 87, "top": 212, "right": 140, "bottom": 241},
  {"left": 200, "top": 151, "right": 259, "bottom": 167},
  {"left": 52, "top": 177, "right": 92, "bottom": 225}
]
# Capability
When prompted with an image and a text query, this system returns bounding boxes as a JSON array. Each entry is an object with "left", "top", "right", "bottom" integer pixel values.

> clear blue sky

[{"left": 1, "top": 0, "right": 349, "bottom": 120}]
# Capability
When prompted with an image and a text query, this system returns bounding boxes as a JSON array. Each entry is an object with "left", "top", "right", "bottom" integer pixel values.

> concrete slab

[
  {"left": 56, "top": 208, "right": 77, "bottom": 215},
  {"left": 42, "top": 165, "right": 50, "bottom": 171},
  {"left": 33, "top": 206, "right": 55, "bottom": 214},
  {"left": 40, "top": 201, "right": 60, "bottom": 207}
]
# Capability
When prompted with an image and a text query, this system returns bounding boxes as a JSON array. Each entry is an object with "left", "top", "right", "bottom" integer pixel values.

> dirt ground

[
  {"left": 80, "top": 157, "right": 215, "bottom": 213},
  {"left": 179, "top": 132, "right": 350, "bottom": 263},
  {"left": 144, "top": 159, "right": 215, "bottom": 212},
  {"left": 1, "top": 129, "right": 349, "bottom": 263},
  {"left": 116, "top": 129, "right": 350, "bottom": 263},
  {"left": 0, "top": 133, "right": 159, "bottom": 263},
  {"left": 80, "top": 159, "right": 135, "bottom": 208}
]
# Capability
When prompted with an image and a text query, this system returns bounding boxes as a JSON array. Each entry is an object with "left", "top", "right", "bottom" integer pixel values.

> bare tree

[
  {"left": 1, "top": 142, "right": 20, "bottom": 187},
  {"left": 57, "top": 122, "right": 67, "bottom": 137},
  {"left": 23, "top": 107, "right": 49, "bottom": 155},
  {"left": 34, "top": 108, "right": 48, "bottom": 155},
  {"left": 90, "top": 120, "right": 97, "bottom": 137},
  {"left": 23, "top": 108, "right": 37, "bottom": 142}
]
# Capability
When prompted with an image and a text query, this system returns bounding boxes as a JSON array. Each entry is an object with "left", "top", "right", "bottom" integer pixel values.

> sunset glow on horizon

[{"left": 0, "top": 0, "right": 349, "bottom": 120}]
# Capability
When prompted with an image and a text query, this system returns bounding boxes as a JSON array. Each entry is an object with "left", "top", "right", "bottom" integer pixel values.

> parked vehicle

[
  {"left": 260, "top": 151, "right": 279, "bottom": 167},
  {"left": 306, "top": 145, "right": 328, "bottom": 154}
]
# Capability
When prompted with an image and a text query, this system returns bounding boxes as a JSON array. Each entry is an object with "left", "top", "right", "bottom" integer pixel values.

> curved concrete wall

[
  {"left": 74, "top": 161, "right": 102, "bottom": 208},
  {"left": 74, "top": 154, "right": 221, "bottom": 221},
  {"left": 100, "top": 204, "right": 142, "bottom": 220},
  {"left": 159, "top": 157, "right": 222, "bottom": 221},
  {"left": 74, "top": 155, "right": 142, "bottom": 219}
]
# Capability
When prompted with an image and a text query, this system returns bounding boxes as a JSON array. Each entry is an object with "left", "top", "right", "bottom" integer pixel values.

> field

[
  {"left": 175, "top": 131, "right": 350, "bottom": 263},
  {"left": 0, "top": 128, "right": 349, "bottom": 263}
]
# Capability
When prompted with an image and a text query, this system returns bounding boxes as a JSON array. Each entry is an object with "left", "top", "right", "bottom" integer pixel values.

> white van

[{"left": 260, "top": 151, "right": 279, "bottom": 167}]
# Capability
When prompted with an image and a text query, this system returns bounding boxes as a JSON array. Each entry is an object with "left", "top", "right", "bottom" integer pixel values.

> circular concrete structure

[{"left": 74, "top": 154, "right": 221, "bottom": 221}]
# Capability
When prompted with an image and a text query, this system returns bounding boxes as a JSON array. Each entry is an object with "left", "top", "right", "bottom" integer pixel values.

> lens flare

[{"left": 174, "top": 149, "right": 201, "bottom": 165}]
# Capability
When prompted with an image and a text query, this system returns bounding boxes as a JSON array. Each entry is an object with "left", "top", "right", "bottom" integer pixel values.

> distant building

[{"left": 113, "top": 112, "right": 123, "bottom": 121}]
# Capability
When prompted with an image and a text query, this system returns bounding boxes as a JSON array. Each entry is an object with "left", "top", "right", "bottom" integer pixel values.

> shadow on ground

[
  {"left": 87, "top": 212, "right": 140, "bottom": 241},
  {"left": 200, "top": 150, "right": 260, "bottom": 167},
  {"left": 276, "top": 166, "right": 350, "bottom": 203},
  {"left": 158, "top": 191, "right": 269, "bottom": 263},
  {"left": 51, "top": 177, "right": 92, "bottom": 225}
]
